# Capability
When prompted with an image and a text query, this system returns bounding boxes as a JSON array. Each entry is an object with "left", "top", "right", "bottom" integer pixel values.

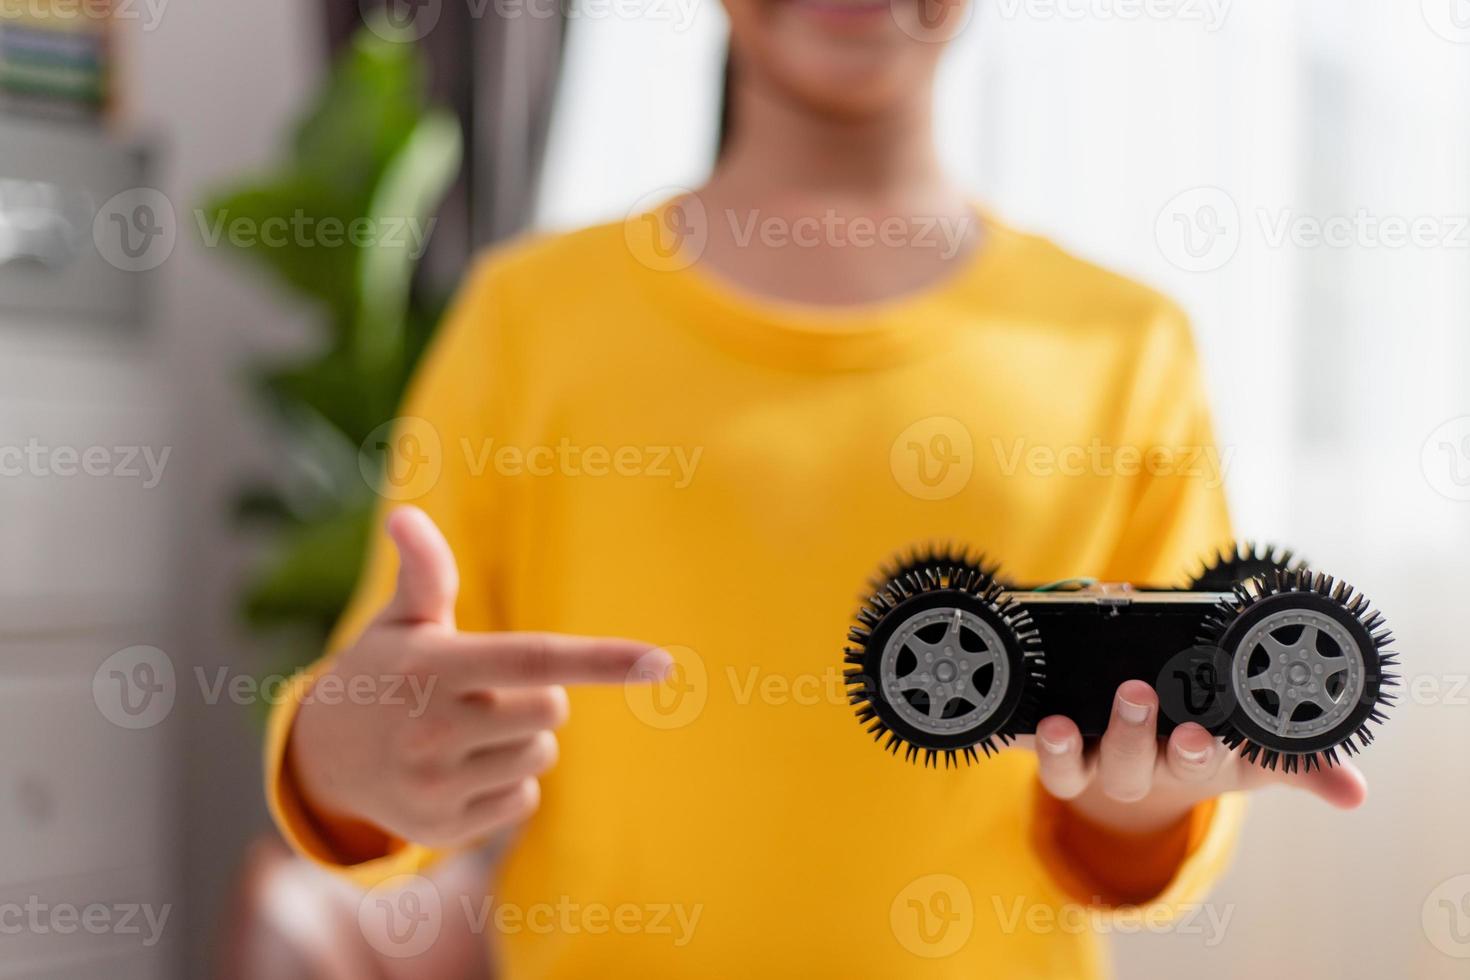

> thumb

[
  {"left": 1242, "top": 756, "right": 1368, "bottom": 810},
  {"left": 380, "top": 506, "right": 460, "bottom": 627},
  {"left": 1288, "top": 760, "right": 1369, "bottom": 809}
]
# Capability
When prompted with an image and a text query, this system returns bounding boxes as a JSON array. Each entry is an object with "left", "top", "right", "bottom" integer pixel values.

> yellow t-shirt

[{"left": 266, "top": 209, "right": 1245, "bottom": 978}]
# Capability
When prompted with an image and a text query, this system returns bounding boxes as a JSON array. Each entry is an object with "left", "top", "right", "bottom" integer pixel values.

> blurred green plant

[{"left": 200, "top": 20, "right": 463, "bottom": 677}]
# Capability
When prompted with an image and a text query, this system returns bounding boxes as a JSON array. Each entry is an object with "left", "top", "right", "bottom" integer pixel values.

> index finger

[{"left": 432, "top": 631, "right": 674, "bottom": 688}]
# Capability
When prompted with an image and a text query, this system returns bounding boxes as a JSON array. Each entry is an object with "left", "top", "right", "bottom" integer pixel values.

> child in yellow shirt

[{"left": 269, "top": 1, "right": 1368, "bottom": 975}]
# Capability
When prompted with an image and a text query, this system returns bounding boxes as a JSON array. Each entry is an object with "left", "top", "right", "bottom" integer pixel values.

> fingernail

[
  {"left": 1039, "top": 734, "right": 1071, "bottom": 755},
  {"left": 631, "top": 649, "right": 674, "bottom": 681},
  {"left": 1117, "top": 696, "right": 1152, "bottom": 725},
  {"left": 1177, "top": 744, "right": 1209, "bottom": 764}
]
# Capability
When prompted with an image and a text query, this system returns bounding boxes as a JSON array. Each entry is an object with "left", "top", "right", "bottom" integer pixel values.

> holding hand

[{"left": 1029, "top": 679, "right": 1368, "bottom": 835}]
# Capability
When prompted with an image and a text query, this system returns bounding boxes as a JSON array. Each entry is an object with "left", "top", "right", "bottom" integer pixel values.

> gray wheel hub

[
  {"left": 1231, "top": 608, "right": 1365, "bottom": 739},
  {"left": 880, "top": 607, "right": 1009, "bottom": 737}
]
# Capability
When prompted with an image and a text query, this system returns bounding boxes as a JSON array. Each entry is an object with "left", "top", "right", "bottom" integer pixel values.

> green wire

[{"left": 1033, "top": 577, "right": 1098, "bottom": 592}]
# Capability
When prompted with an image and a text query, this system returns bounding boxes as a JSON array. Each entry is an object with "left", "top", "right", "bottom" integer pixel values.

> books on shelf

[{"left": 0, "top": 2, "right": 112, "bottom": 121}]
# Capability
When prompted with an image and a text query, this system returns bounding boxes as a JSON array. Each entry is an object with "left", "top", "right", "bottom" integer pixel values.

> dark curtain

[{"left": 323, "top": 0, "right": 567, "bottom": 292}]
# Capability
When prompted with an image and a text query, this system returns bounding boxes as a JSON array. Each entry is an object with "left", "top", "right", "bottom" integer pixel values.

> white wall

[{"left": 122, "top": 2, "right": 320, "bottom": 975}]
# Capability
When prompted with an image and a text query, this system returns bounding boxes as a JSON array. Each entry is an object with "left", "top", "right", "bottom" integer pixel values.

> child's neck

[{"left": 689, "top": 76, "right": 979, "bottom": 310}]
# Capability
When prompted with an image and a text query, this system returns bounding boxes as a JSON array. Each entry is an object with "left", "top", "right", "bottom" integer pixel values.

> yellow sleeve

[
  {"left": 263, "top": 255, "right": 508, "bottom": 885},
  {"left": 1033, "top": 305, "right": 1246, "bottom": 915},
  {"left": 1031, "top": 788, "right": 1249, "bottom": 912},
  {"left": 1100, "top": 304, "right": 1235, "bottom": 587}
]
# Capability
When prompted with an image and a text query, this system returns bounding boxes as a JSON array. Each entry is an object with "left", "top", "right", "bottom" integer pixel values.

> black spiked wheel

[
  {"left": 1189, "top": 541, "right": 1307, "bottom": 591},
  {"left": 868, "top": 542, "right": 998, "bottom": 593},
  {"left": 844, "top": 560, "right": 1045, "bottom": 767},
  {"left": 1201, "top": 568, "right": 1398, "bottom": 772}
]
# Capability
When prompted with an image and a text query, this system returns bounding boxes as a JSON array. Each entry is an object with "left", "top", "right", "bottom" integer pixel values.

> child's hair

[{"left": 717, "top": 48, "right": 736, "bottom": 158}]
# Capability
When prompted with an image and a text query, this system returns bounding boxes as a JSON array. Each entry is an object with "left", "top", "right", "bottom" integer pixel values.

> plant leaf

[
  {"left": 241, "top": 504, "right": 374, "bottom": 634},
  {"left": 354, "top": 109, "right": 463, "bottom": 373}
]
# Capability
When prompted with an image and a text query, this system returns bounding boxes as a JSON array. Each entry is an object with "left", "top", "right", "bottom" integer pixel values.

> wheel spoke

[
  {"left": 1308, "top": 649, "right": 1346, "bottom": 674},
  {"left": 1261, "top": 635, "right": 1296, "bottom": 659},
  {"left": 898, "top": 671, "right": 936, "bottom": 696},
  {"left": 906, "top": 637, "right": 941, "bottom": 660},
  {"left": 1246, "top": 671, "right": 1279, "bottom": 693},
  {"left": 968, "top": 643, "right": 1000, "bottom": 671},
  {"left": 1303, "top": 687, "right": 1338, "bottom": 711}
]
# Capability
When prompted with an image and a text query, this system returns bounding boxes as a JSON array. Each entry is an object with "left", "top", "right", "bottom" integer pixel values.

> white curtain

[{"left": 537, "top": 2, "right": 1470, "bottom": 975}]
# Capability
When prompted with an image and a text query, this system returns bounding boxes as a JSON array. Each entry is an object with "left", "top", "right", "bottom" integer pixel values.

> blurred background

[{"left": 1, "top": 0, "right": 1467, "bottom": 977}]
